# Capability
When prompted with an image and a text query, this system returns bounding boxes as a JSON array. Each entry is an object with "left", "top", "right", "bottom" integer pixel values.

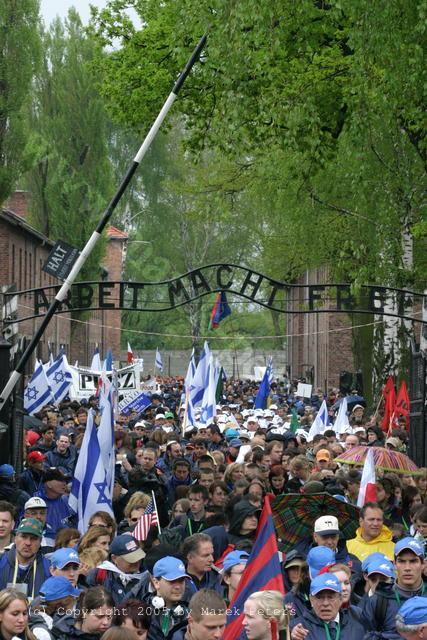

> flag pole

[
  {"left": 0, "top": 34, "right": 207, "bottom": 411},
  {"left": 151, "top": 490, "right": 162, "bottom": 534}
]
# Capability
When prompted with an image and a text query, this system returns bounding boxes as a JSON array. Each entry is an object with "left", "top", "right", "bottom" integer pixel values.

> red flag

[
  {"left": 357, "top": 448, "right": 377, "bottom": 506},
  {"left": 395, "top": 381, "right": 410, "bottom": 430},
  {"left": 127, "top": 342, "right": 134, "bottom": 364},
  {"left": 381, "top": 375, "right": 396, "bottom": 433}
]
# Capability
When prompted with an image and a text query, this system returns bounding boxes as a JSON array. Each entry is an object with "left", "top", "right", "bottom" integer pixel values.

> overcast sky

[{"left": 39, "top": 0, "right": 109, "bottom": 25}]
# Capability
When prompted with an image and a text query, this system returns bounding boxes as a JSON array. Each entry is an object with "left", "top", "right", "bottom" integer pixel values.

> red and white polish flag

[{"left": 357, "top": 447, "right": 377, "bottom": 507}]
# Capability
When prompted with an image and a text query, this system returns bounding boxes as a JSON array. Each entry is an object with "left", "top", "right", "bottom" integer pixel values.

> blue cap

[
  {"left": 51, "top": 548, "right": 80, "bottom": 568},
  {"left": 225, "top": 428, "right": 239, "bottom": 440},
  {"left": 229, "top": 438, "right": 243, "bottom": 448},
  {"left": 310, "top": 573, "right": 342, "bottom": 595},
  {"left": 109, "top": 535, "right": 145, "bottom": 562},
  {"left": 395, "top": 536, "right": 424, "bottom": 558},
  {"left": 397, "top": 596, "right": 427, "bottom": 626},
  {"left": 152, "top": 556, "right": 190, "bottom": 581},
  {"left": 39, "top": 576, "right": 81, "bottom": 602},
  {"left": 0, "top": 464, "right": 15, "bottom": 478},
  {"left": 222, "top": 550, "right": 249, "bottom": 573},
  {"left": 361, "top": 552, "right": 388, "bottom": 573},
  {"left": 307, "top": 546, "right": 336, "bottom": 579},
  {"left": 367, "top": 557, "right": 395, "bottom": 579}
]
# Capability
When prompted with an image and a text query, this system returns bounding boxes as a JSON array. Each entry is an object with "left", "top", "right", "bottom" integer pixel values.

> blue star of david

[
  {"left": 25, "top": 386, "right": 39, "bottom": 401},
  {"left": 53, "top": 371, "right": 65, "bottom": 384},
  {"left": 94, "top": 480, "right": 110, "bottom": 505}
]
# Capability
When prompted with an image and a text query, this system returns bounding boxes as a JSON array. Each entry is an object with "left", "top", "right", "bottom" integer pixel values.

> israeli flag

[
  {"left": 46, "top": 353, "right": 72, "bottom": 403},
  {"left": 190, "top": 341, "right": 210, "bottom": 408},
  {"left": 333, "top": 397, "right": 351, "bottom": 435},
  {"left": 307, "top": 399, "right": 331, "bottom": 441},
  {"left": 200, "top": 357, "right": 218, "bottom": 425},
  {"left": 155, "top": 348, "right": 163, "bottom": 371},
  {"left": 24, "top": 360, "right": 53, "bottom": 415},
  {"left": 69, "top": 410, "right": 114, "bottom": 533},
  {"left": 267, "top": 356, "right": 274, "bottom": 383},
  {"left": 90, "top": 343, "right": 102, "bottom": 371},
  {"left": 97, "top": 380, "right": 116, "bottom": 503}
]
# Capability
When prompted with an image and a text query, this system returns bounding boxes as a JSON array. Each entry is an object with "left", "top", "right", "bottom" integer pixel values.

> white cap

[
  {"left": 269, "top": 404, "right": 278, "bottom": 410},
  {"left": 25, "top": 497, "right": 47, "bottom": 510},
  {"left": 155, "top": 414, "right": 166, "bottom": 420},
  {"left": 314, "top": 515, "right": 340, "bottom": 535}
]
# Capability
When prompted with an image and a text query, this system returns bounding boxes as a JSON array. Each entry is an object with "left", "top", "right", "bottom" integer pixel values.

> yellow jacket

[{"left": 347, "top": 525, "right": 395, "bottom": 561}]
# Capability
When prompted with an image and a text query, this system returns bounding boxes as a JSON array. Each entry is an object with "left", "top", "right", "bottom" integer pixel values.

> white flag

[
  {"left": 200, "top": 357, "right": 218, "bottom": 425},
  {"left": 155, "top": 348, "right": 163, "bottom": 371},
  {"left": 90, "top": 344, "right": 102, "bottom": 371},
  {"left": 357, "top": 448, "right": 377, "bottom": 507},
  {"left": 46, "top": 353, "right": 72, "bottom": 404},
  {"left": 69, "top": 411, "right": 114, "bottom": 533},
  {"left": 307, "top": 399, "right": 330, "bottom": 441},
  {"left": 333, "top": 397, "right": 351, "bottom": 435},
  {"left": 24, "top": 360, "right": 53, "bottom": 415}
]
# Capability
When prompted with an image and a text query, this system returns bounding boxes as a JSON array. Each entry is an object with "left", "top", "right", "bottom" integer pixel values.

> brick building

[
  {"left": 286, "top": 266, "right": 355, "bottom": 390},
  {"left": 1, "top": 191, "right": 127, "bottom": 369}
]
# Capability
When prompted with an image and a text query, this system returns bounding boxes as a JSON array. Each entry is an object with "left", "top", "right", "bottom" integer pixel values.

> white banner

[{"left": 68, "top": 363, "right": 141, "bottom": 401}]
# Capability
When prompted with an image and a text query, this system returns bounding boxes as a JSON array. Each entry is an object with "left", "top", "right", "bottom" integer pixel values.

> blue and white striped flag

[
  {"left": 200, "top": 357, "right": 218, "bottom": 425},
  {"left": 69, "top": 410, "right": 114, "bottom": 533},
  {"left": 307, "top": 399, "right": 331, "bottom": 440},
  {"left": 90, "top": 343, "right": 102, "bottom": 371},
  {"left": 97, "top": 380, "right": 116, "bottom": 505},
  {"left": 190, "top": 341, "right": 210, "bottom": 409},
  {"left": 46, "top": 353, "right": 72, "bottom": 404},
  {"left": 155, "top": 348, "right": 163, "bottom": 371},
  {"left": 24, "top": 360, "right": 53, "bottom": 415}
]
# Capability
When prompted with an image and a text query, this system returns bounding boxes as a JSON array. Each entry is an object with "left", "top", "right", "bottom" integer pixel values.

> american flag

[{"left": 133, "top": 496, "right": 159, "bottom": 541}]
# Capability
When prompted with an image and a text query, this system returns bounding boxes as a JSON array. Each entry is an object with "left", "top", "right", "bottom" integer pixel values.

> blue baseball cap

[
  {"left": 367, "top": 557, "right": 395, "bottom": 579},
  {"left": 51, "top": 548, "right": 80, "bottom": 568},
  {"left": 307, "top": 546, "right": 336, "bottom": 579},
  {"left": 397, "top": 596, "right": 427, "bottom": 626},
  {"left": 229, "top": 438, "right": 243, "bottom": 448},
  {"left": 394, "top": 536, "right": 424, "bottom": 558},
  {"left": 109, "top": 535, "right": 145, "bottom": 563},
  {"left": 310, "top": 573, "right": 342, "bottom": 595},
  {"left": 225, "top": 428, "right": 239, "bottom": 440},
  {"left": 153, "top": 556, "right": 190, "bottom": 581},
  {"left": 361, "top": 552, "right": 388, "bottom": 573},
  {"left": 39, "top": 576, "right": 81, "bottom": 602},
  {"left": 0, "top": 464, "right": 14, "bottom": 478},
  {"left": 222, "top": 550, "right": 249, "bottom": 573}
]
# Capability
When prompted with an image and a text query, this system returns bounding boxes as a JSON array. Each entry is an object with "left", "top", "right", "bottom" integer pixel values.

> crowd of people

[{"left": 0, "top": 375, "right": 425, "bottom": 639}]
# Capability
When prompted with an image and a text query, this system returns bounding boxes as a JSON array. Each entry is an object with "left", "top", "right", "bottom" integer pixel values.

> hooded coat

[
  {"left": 346, "top": 526, "right": 394, "bottom": 562},
  {"left": 51, "top": 614, "right": 103, "bottom": 640},
  {"left": 360, "top": 580, "right": 427, "bottom": 639},
  {"left": 227, "top": 500, "right": 260, "bottom": 545},
  {"left": 86, "top": 560, "right": 145, "bottom": 605}
]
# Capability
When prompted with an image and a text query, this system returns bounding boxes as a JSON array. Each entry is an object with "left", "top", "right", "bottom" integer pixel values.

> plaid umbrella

[
  {"left": 271, "top": 493, "right": 360, "bottom": 552},
  {"left": 334, "top": 445, "right": 421, "bottom": 475}
]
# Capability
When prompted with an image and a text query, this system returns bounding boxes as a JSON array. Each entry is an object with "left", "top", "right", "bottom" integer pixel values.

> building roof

[
  {"left": 107, "top": 225, "right": 128, "bottom": 240},
  {"left": 0, "top": 208, "right": 53, "bottom": 247}
]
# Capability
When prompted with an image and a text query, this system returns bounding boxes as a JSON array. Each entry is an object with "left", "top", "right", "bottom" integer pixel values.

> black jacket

[{"left": 52, "top": 614, "right": 103, "bottom": 640}]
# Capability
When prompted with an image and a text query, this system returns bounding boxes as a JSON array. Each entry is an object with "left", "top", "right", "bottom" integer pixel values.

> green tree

[
  {"left": 91, "top": 0, "right": 426, "bottom": 388},
  {"left": 0, "top": 0, "right": 40, "bottom": 201},
  {"left": 26, "top": 9, "right": 113, "bottom": 282}
]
